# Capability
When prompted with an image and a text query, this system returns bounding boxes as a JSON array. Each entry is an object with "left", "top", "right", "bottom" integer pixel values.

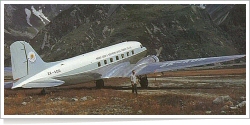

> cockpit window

[{"left": 140, "top": 45, "right": 143, "bottom": 48}]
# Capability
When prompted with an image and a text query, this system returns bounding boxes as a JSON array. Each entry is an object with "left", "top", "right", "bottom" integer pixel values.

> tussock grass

[
  {"left": 4, "top": 86, "right": 245, "bottom": 115},
  {"left": 4, "top": 68, "right": 245, "bottom": 115}
]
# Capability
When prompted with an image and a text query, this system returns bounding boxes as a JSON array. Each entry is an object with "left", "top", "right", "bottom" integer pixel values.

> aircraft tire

[
  {"left": 96, "top": 79, "right": 104, "bottom": 89},
  {"left": 139, "top": 75, "right": 148, "bottom": 89}
]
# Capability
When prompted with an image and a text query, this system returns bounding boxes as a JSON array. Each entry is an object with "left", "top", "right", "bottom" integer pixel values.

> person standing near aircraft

[{"left": 130, "top": 70, "right": 138, "bottom": 95}]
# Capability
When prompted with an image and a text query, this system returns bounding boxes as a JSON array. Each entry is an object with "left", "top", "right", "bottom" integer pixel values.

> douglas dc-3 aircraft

[{"left": 5, "top": 41, "right": 245, "bottom": 92}]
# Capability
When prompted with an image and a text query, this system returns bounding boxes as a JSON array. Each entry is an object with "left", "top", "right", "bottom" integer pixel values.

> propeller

[{"left": 155, "top": 47, "right": 162, "bottom": 57}]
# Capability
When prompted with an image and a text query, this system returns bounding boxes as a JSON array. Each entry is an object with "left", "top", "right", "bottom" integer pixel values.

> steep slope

[
  {"left": 205, "top": 4, "right": 235, "bottom": 25},
  {"left": 4, "top": 4, "right": 71, "bottom": 65},
  {"left": 206, "top": 4, "right": 246, "bottom": 54},
  {"left": 218, "top": 4, "right": 246, "bottom": 54},
  {"left": 5, "top": 4, "right": 245, "bottom": 66}
]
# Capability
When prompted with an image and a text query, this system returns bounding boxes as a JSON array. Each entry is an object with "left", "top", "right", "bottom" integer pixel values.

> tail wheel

[
  {"left": 139, "top": 75, "right": 148, "bottom": 89},
  {"left": 96, "top": 79, "right": 104, "bottom": 89}
]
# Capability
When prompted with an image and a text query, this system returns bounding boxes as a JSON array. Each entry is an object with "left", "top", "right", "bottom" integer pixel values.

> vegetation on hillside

[
  {"left": 29, "top": 5, "right": 242, "bottom": 63},
  {"left": 4, "top": 4, "right": 246, "bottom": 66}
]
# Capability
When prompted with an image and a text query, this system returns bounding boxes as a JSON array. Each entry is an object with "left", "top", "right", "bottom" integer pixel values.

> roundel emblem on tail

[{"left": 28, "top": 52, "right": 36, "bottom": 62}]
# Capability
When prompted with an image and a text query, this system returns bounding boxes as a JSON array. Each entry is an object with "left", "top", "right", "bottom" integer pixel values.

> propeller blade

[{"left": 155, "top": 47, "right": 162, "bottom": 57}]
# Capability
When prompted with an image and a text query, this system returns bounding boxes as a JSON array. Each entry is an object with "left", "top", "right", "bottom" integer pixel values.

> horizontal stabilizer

[{"left": 22, "top": 79, "right": 65, "bottom": 88}]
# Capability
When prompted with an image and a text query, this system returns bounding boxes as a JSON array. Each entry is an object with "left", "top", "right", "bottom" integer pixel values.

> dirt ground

[{"left": 4, "top": 65, "right": 246, "bottom": 115}]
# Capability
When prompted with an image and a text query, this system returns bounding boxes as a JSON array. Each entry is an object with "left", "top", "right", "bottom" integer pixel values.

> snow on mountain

[{"left": 31, "top": 5, "right": 50, "bottom": 25}]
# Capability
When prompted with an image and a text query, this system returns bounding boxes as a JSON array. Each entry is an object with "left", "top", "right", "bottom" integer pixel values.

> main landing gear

[
  {"left": 95, "top": 79, "right": 104, "bottom": 89},
  {"left": 94, "top": 77, "right": 148, "bottom": 89},
  {"left": 138, "top": 75, "right": 148, "bottom": 89},
  {"left": 41, "top": 88, "right": 47, "bottom": 95}
]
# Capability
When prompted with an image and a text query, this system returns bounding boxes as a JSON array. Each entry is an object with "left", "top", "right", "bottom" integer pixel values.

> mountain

[
  {"left": 4, "top": 4, "right": 72, "bottom": 41},
  {"left": 206, "top": 4, "right": 246, "bottom": 54},
  {"left": 4, "top": 4, "right": 246, "bottom": 66},
  {"left": 217, "top": 5, "right": 245, "bottom": 54},
  {"left": 4, "top": 4, "right": 71, "bottom": 65}
]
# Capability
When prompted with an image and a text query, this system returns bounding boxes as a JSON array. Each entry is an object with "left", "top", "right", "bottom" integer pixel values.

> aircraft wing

[
  {"left": 135, "top": 55, "right": 245, "bottom": 76},
  {"left": 102, "top": 54, "right": 245, "bottom": 78},
  {"left": 4, "top": 82, "right": 13, "bottom": 89}
]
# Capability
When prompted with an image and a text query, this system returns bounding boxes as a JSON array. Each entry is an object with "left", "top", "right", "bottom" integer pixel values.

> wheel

[
  {"left": 96, "top": 79, "right": 104, "bottom": 89},
  {"left": 139, "top": 75, "right": 148, "bottom": 89},
  {"left": 41, "top": 88, "right": 46, "bottom": 95}
]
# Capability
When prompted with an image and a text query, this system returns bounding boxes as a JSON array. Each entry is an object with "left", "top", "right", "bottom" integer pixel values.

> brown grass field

[{"left": 4, "top": 66, "right": 246, "bottom": 115}]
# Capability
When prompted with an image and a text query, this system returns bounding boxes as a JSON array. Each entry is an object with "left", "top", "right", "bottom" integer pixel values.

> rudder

[{"left": 10, "top": 41, "right": 46, "bottom": 80}]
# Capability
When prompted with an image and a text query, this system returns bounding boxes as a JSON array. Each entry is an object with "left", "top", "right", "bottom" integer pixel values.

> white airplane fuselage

[
  {"left": 10, "top": 40, "right": 245, "bottom": 89},
  {"left": 12, "top": 41, "right": 147, "bottom": 88}
]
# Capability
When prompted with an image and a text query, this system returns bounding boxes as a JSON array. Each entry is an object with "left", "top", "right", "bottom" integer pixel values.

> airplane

[
  {"left": 4, "top": 41, "right": 245, "bottom": 93},
  {"left": 4, "top": 67, "right": 13, "bottom": 88}
]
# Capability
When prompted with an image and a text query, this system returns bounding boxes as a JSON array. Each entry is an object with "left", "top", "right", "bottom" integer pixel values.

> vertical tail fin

[{"left": 10, "top": 41, "right": 46, "bottom": 80}]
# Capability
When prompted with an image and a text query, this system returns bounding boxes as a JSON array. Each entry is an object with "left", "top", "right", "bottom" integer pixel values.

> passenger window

[
  {"left": 121, "top": 54, "right": 124, "bottom": 58},
  {"left": 110, "top": 58, "right": 113, "bottom": 62},
  {"left": 98, "top": 62, "right": 101, "bottom": 67},
  {"left": 104, "top": 60, "right": 107, "bottom": 65},
  {"left": 127, "top": 52, "right": 130, "bottom": 56},
  {"left": 116, "top": 56, "right": 119, "bottom": 60}
]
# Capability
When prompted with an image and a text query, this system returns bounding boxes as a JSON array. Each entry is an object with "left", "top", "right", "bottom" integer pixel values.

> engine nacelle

[
  {"left": 134, "top": 55, "right": 159, "bottom": 88},
  {"left": 135, "top": 55, "right": 159, "bottom": 66}
]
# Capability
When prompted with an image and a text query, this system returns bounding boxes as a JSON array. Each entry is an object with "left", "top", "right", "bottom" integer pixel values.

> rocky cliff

[
  {"left": 4, "top": 4, "right": 71, "bottom": 65},
  {"left": 4, "top": 4, "right": 246, "bottom": 66}
]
